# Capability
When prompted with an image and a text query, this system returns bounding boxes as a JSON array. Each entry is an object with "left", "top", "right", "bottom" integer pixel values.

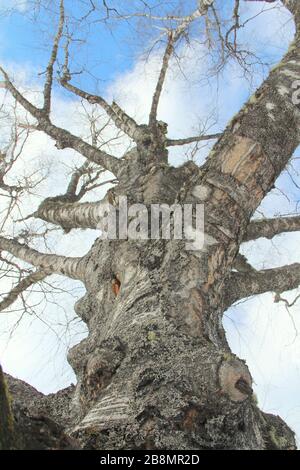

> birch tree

[{"left": 0, "top": 0, "right": 300, "bottom": 450}]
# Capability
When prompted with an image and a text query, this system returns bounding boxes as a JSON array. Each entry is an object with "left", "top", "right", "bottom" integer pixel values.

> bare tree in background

[{"left": 0, "top": 0, "right": 300, "bottom": 450}]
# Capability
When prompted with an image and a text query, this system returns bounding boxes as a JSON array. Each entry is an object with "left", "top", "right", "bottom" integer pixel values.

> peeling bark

[
  {"left": 1, "top": 0, "right": 300, "bottom": 451},
  {"left": 0, "top": 67, "right": 122, "bottom": 176},
  {"left": 0, "top": 236, "right": 86, "bottom": 280}
]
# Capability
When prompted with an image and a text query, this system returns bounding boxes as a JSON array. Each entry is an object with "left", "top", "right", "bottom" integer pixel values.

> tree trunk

[
  {"left": 64, "top": 10, "right": 300, "bottom": 447},
  {"left": 64, "top": 160, "right": 296, "bottom": 450},
  {"left": 1, "top": 0, "right": 299, "bottom": 451},
  {"left": 0, "top": 365, "right": 15, "bottom": 449},
  {"left": 65, "top": 236, "right": 294, "bottom": 450}
]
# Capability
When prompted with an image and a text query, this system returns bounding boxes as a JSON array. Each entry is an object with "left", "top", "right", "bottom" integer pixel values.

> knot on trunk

[
  {"left": 81, "top": 339, "right": 126, "bottom": 405},
  {"left": 219, "top": 356, "right": 252, "bottom": 402}
]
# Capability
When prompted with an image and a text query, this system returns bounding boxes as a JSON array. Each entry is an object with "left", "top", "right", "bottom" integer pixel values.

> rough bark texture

[
  {"left": 0, "top": 365, "right": 15, "bottom": 449},
  {"left": 0, "top": 370, "right": 78, "bottom": 449}
]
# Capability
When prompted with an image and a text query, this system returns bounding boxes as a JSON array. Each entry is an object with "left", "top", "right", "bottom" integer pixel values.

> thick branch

[
  {"left": 28, "top": 162, "right": 116, "bottom": 231},
  {"left": 244, "top": 215, "right": 300, "bottom": 242},
  {"left": 0, "top": 236, "right": 85, "bottom": 280},
  {"left": 60, "top": 79, "right": 139, "bottom": 140},
  {"left": 111, "top": 101, "right": 140, "bottom": 139},
  {"left": 0, "top": 270, "right": 48, "bottom": 312},
  {"left": 173, "top": 1, "right": 215, "bottom": 39},
  {"left": 65, "top": 161, "right": 91, "bottom": 197},
  {"left": 148, "top": 0, "right": 214, "bottom": 126},
  {"left": 225, "top": 263, "right": 300, "bottom": 307},
  {"left": 34, "top": 200, "right": 102, "bottom": 230},
  {"left": 56, "top": 162, "right": 110, "bottom": 204}
]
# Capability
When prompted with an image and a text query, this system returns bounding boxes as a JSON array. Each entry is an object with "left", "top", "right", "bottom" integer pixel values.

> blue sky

[
  {"left": 0, "top": 0, "right": 300, "bottom": 445},
  {"left": 0, "top": 3, "right": 130, "bottom": 90}
]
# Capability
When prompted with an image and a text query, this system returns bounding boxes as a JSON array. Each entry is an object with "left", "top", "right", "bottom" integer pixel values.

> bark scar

[{"left": 111, "top": 274, "right": 121, "bottom": 296}]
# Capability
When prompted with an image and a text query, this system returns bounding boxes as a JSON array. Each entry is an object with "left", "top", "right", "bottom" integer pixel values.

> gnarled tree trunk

[
  {"left": 65, "top": 236, "right": 295, "bottom": 450},
  {"left": 1, "top": 0, "right": 300, "bottom": 450}
]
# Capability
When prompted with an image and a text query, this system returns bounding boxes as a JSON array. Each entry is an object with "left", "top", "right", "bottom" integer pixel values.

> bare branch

[
  {"left": 60, "top": 36, "right": 139, "bottom": 139},
  {"left": 60, "top": 77, "right": 139, "bottom": 140},
  {"left": 0, "top": 66, "right": 43, "bottom": 120},
  {"left": 110, "top": 101, "right": 140, "bottom": 139},
  {"left": 0, "top": 236, "right": 86, "bottom": 280},
  {"left": 58, "top": 161, "right": 110, "bottom": 204},
  {"left": 274, "top": 292, "right": 300, "bottom": 308},
  {"left": 149, "top": 34, "right": 174, "bottom": 127},
  {"left": 0, "top": 123, "right": 34, "bottom": 195},
  {"left": 244, "top": 215, "right": 300, "bottom": 242},
  {"left": 173, "top": 1, "right": 215, "bottom": 40},
  {"left": 148, "top": 1, "right": 215, "bottom": 126},
  {"left": 26, "top": 158, "right": 117, "bottom": 231},
  {"left": 65, "top": 161, "right": 91, "bottom": 197},
  {"left": 43, "top": 0, "right": 65, "bottom": 114},
  {"left": 166, "top": 133, "right": 222, "bottom": 146},
  {"left": 225, "top": 0, "right": 241, "bottom": 54}
]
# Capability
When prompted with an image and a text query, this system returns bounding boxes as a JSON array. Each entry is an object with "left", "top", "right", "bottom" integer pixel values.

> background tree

[{"left": 0, "top": 0, "right": 300, "bottom": 449}]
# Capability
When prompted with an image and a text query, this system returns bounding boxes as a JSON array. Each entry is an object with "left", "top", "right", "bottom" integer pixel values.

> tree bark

[
  {"left": 65, "top": 236, "right": 296, "bottom": 450},
  {"left": 61, "top": 2, "right": 300, "bottom": 450}
]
